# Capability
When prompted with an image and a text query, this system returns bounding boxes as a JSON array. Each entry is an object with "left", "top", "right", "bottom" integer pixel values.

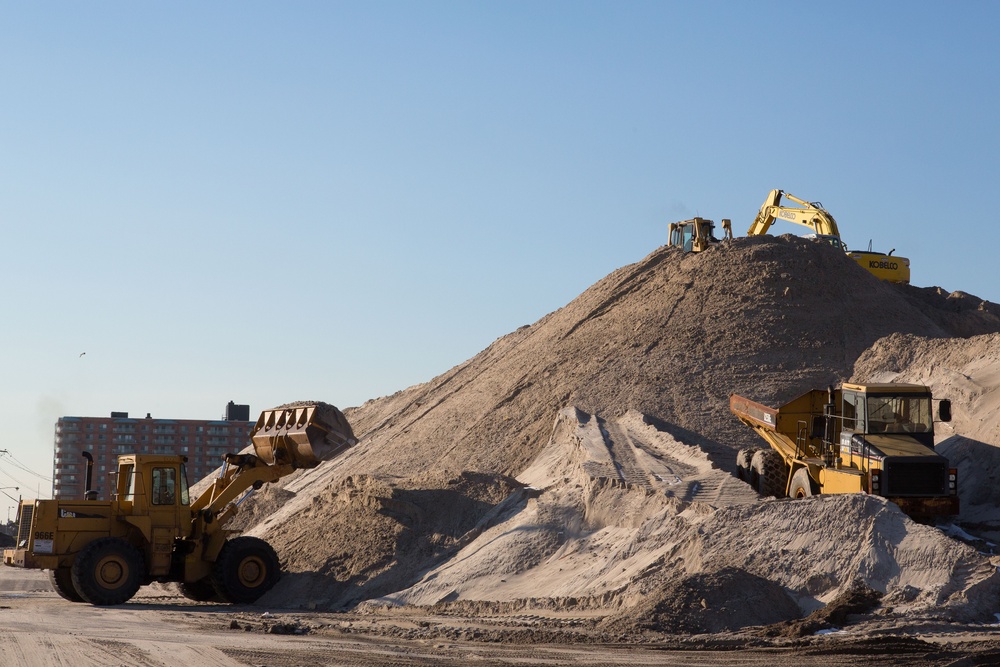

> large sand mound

[{"left": 229, "top": 235, "right": 1000, "bottom": 630}]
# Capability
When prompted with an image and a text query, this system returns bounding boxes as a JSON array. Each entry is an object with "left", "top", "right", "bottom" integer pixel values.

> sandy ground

[
  {"left": 3, "top": 567, "right": 1000, "bottom": 667},
  {"left": 9, "top": 236, "right": 1000, "bottom": 664}
]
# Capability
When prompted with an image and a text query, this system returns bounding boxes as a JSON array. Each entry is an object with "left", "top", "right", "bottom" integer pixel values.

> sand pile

[
  {"left": 356, "top": 407, "right": 1000, "bottom": 631},
  {"left": 249, "top": 470, "right": 520, "bottom": 609},
  {"left": 337, "top": 235, "right": 999, "bottom": 480},
  {"left": 227, "top": 235, "right": 1000, "bottom": 629}
]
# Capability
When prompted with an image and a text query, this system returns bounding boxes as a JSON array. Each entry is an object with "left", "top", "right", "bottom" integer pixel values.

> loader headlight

[
  {"left": 870, "top": 471, "right": 881, "bottom": 495},
  {"left": 948, "top": 468, "right": 958, "bottom": 494}
]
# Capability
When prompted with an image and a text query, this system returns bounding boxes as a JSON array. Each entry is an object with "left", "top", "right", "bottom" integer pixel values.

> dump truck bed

[{"left": 730, "top": 390, "right": 830, "bottom": 461}]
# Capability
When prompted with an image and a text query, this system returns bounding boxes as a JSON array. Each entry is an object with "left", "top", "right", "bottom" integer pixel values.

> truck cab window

[{"left": 842, "top": 393, "right": 864, "bottom": 432}]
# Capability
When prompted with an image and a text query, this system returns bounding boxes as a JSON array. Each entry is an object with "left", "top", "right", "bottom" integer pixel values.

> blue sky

[{"left": 1, "top": 2, "right": 998, "bottom": 518}]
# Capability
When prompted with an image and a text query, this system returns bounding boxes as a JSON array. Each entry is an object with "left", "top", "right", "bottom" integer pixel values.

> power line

[
  {"left": 0, "top": 450, "right": 51, "bottom": 483},
  {"left": 0, "top": 466, "right": 40, "bottom": 497}
]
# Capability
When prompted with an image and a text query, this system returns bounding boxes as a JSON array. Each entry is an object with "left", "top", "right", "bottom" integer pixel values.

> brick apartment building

[{"left": 52, "top": 401, "right": 254, "bottom": 501}]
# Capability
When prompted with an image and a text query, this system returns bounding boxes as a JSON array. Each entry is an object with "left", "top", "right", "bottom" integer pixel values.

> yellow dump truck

[
  {"left": 3, "top": 403, "right": 356, "bottom": 605},
  {"left": 730, "top": 383, "right": 957, "bottom": 519}
]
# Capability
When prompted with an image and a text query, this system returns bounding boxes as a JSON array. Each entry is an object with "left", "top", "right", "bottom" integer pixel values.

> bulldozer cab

[{"left": 669, "top": 217, "right": 725, "bottom": 253}]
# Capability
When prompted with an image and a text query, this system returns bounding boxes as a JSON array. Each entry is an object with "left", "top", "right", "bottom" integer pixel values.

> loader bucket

[{"left": 250, "top": 402, "right": 357, "bottom": 468}]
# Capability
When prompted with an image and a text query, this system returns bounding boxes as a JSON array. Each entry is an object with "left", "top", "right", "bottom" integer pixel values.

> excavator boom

[{"left": 746, "top": 189, "right": 842, "bottom": 240}]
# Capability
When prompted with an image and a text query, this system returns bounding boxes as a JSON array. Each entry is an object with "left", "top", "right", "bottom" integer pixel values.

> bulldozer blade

[{"left": 251, "top": 403, "right": 357, "bottom": 468}]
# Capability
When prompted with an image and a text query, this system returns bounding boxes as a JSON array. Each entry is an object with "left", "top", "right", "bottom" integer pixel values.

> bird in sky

[{"left": 79, "top": 352, "right": 86, "bottom": 357}]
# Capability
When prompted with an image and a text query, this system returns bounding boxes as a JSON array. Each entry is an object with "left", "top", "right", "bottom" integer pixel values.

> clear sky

[{"left": 1, "top": 2, "right": 998, "bottom": 520}]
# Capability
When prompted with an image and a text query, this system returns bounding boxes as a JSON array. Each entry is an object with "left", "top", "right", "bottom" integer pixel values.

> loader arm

[
  {"left": 189, "top": 456, "right": 293, "bottom": 520},
  {"left": 191, "top": 403, "right": 357, "bottom": 525}
]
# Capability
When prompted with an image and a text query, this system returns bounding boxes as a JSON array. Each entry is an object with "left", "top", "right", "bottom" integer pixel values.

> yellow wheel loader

[
  {"left": 747, "top": 189, "right": 910, "bottom": 284},
  {"left": 3, "top": 403, "right": 356, "bottom": 605},
  {"left": 730, "top": 383, "right": 958, "bottom": 519}
]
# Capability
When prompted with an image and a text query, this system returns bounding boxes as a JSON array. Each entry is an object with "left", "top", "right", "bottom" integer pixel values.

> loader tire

[
  {"left": 750, "top": 449, "right": 788, "bottom": 499},
  {"left": 71, "top": 537, "right": 143, "bottom": 605},
  {"left": 736, "top": 448, "right": 759, "bottom": 483},
  {"left": 790, "top": 467, "right": 817, "bottom": 499},
  {"left": 49, "top": 567, "right": 85, "bottom": 602},
  {"left": 211, "top": 536, "right": 280, "bottom": 604}
]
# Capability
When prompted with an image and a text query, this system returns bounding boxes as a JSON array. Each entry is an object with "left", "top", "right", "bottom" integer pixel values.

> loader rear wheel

[
  {"left": 211, "top": 536, "right": 280, "bottom": 604},
  {"left": 790, "top": 467, "right": 817, "bottom": 498},
  {"left": 71, "top": 537, "right": 143, "bottom": 605},
  {"left": 750, "top": 449, "right": 788, "bottom": 499},
  {"left": 49, "top": 567, "right": 85, "bottom": 602},
  {"left": 736, "top": 448, "right": 759, "bottom": 483}
]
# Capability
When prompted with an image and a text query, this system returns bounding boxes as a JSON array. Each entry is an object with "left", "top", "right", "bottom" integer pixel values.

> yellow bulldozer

[
  {"left": 730, "top": 383, "right": 957, "bottom": 519},
  {"left": 3, "top": 403, "right": 356, "bottom": 605},
  {"left": 747, "top": 189, "right": 910, "bottom": 284},
  {"left": 667, "top": 217, "right": 733, "bottom": 253}
]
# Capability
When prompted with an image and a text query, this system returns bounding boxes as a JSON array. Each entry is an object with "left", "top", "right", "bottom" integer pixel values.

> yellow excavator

[{"left": 747, "top": 189, "right": 910, "bottom": 284}]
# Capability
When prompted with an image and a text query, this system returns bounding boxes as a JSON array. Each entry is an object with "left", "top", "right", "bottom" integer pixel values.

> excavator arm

[{"left": 746, "top": 189, "right": 843, "bottom": 242}]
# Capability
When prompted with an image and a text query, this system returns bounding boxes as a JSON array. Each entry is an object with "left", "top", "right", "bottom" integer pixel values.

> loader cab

[{"left": 115, "top": 455, "right": 191, "bottom": 512}]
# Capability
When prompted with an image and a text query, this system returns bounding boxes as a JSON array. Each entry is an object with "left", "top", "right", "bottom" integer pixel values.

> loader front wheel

[
  {"left": 71, "top": 537, "right": 143, "bottom": 605},
  {"left": 750, "top": 449, "right": 788, "bottom": 499},
  {"left": 49, "top": 567, "right": 85, "bottom": 602},
  {"left": 211, "top": 536, "right": 280, "bottom": 604},
  {"left": 790, "top": 467, "right": 817, "bottom": 499}
]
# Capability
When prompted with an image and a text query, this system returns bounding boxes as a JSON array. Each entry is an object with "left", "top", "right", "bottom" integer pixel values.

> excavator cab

[{"left": 804, "top": 233, "right": 845, "bottom": 251}]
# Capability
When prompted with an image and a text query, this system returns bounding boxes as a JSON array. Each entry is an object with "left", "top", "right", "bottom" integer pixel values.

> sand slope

[{"left": 230, "top": 236, "right": 1000, "bottom": 630}]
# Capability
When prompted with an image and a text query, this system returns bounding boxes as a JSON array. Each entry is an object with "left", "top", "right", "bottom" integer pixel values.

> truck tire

[
  {"left": 211, "top": 536, "right": 281, "bottom": 604},
  {"left": 736, "top": 448, "right": 759, "bottom": 483},
  {"left": 71, "top": 537, "right": 144, "bottom": 605},
  {"left": 750, "top": 449, "right": 787, "bottom": 498},
  {"left": 49, "top": 567, "right": 85, "bottom": 602},
  {"left": 789, "top": 467, "right": 817, "bottom": 498}
]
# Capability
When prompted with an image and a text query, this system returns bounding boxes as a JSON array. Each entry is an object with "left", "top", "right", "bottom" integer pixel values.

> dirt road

[{"left": 3, "top": 568, "right": 998, "bottom": 667}]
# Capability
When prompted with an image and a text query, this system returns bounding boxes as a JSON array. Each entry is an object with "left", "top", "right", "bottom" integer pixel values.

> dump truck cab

[{"left": 836, "top": 383, "right": 955, "bottom": 515}]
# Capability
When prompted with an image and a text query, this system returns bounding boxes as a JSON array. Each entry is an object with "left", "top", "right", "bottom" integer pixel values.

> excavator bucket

[{"left": 250, "top": 402, "right": 357, "bottom": 468}]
